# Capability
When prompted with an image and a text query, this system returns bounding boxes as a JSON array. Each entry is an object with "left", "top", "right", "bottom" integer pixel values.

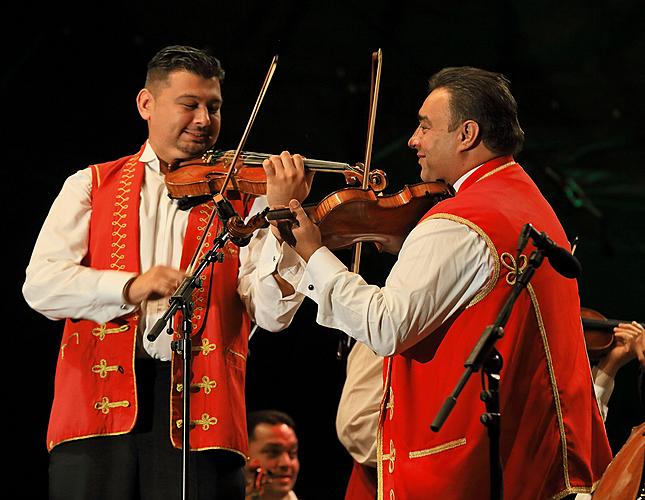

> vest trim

[
  {"left": 420, "top": 213, "right": 500, "bottom": 307},
  {"left": 475, "top": 160, "right": 516, "bottom": 183},
  {"left": 408, "top": 438, "right": 467, "bottom": 459},
  {"left": 527, "top": 283, "right": 571, "bottom": 488},
  {"left": 376, "top": 357, "right": 393, "bottom": 500}
]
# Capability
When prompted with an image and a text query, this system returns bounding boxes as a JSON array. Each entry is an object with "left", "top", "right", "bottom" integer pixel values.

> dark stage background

[{"left": 7, "top": 1, "right": 645, "bottom": 498}]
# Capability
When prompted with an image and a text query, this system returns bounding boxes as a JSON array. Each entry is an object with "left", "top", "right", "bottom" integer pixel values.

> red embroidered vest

[
  {"left": 47, "top": 147, "right": 253, "bottom": 462},
  {"left": 378, "top": 157, "right": 612, "bottom": 499}
]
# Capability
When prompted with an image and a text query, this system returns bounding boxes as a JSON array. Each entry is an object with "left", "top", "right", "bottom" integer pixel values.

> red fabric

[
  {"left": 47, "top": 147, "right": 252, "bottom": 460},
  {"left": 379, "top": 157, "right": 612, "bottom": 499},
  {"left": 345, "top": 461, "right": 377, "bottom": 500}
]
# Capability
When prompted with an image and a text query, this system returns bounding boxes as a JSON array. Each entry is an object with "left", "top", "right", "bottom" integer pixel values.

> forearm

[
  {"left": 297, "top": 219, "right": 494, "bottom": 356},
  {"left": 23, "top": 262, "right": 136, "bottom": 323}
]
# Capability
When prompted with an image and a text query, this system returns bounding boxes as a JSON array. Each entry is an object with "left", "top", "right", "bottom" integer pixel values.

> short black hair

[
  {"left": 145, "top": 44, "right": 225, "bottom": 88},
  {"left": 428, "top": 66, "right": 524, "bottom": 156},
  {"left": 247, "top": 410, "right": 296, "bottom": 440}
]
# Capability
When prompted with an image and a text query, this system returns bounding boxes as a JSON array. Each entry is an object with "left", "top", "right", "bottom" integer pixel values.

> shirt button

[
  {"left": 272, "top": 256, "right": 276, "bottom": 261},
  {"left": 308, "top": 284, "right": 314, "bottom": 291}
]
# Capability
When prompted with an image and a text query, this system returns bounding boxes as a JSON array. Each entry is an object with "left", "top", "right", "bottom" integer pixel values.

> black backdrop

[{"left": 6, "top": 1, "right": 645, "bottom": 498}]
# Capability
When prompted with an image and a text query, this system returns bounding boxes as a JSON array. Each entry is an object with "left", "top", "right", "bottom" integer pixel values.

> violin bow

[
  {"left": 186, "top": 55, "right": 279, "bottom": 275},
  {"left": 338, "top": 49, "right": 383, "bottom": 359}
]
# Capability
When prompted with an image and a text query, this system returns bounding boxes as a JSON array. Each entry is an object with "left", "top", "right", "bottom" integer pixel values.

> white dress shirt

[
  {"left": 296, "top": 166, "right": 495, "bottom": 356},
  {"left": 23, "top": 142, "right": 304, "bottom": 359}
]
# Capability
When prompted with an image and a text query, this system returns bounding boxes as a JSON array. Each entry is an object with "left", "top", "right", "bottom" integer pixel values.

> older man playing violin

[{"left": 264, "top": 66, "right": 612, "bottom": 499}]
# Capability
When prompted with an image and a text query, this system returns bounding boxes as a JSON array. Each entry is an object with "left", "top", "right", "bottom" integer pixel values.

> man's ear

[
  {"left": 136, "top": 88, "right": 153, "bottom": 120},
  {"left": 458, "top": 120, "right": 480, "bottom": 151}
]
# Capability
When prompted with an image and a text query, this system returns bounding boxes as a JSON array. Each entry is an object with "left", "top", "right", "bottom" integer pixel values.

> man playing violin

[
  {"left": 264, "top": 66, "right": 613, "bottom": 499},
  {"left": 23, "top": 45, "right": 308, "bottom": 499}
]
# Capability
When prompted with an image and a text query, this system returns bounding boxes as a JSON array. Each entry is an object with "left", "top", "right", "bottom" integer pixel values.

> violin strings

[{"left": 213, "top": 150, "right": 355, "bottom": 172}]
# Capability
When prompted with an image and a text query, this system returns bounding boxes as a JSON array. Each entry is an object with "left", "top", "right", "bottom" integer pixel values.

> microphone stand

[
  {"left": 146, "top": 196, "right": 268, "bottom": 500},
  {"left": 430, "top": 244, "right": 547, "bottom": 500}
]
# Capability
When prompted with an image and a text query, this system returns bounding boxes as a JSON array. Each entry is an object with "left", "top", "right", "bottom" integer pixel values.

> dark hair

[
  {"left": 247, "top": 410, "right": 296, "bottom": 439},
  {"left": 428, "top": 66, "right": 524, "bottom": 156},
  {"left": 145, "top": 45, "right": 225, "bottom": 88}
]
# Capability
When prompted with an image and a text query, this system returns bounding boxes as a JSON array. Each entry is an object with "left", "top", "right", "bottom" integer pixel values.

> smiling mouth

[{"left": 184, "top": 130, "right": 210, "bottom": 141}]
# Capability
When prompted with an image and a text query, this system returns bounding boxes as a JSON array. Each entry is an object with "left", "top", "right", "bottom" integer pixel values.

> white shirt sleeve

[
  {"left": 22, "top": 168, "right": 136, "bottom": 324},
  {"left": 237, "top": 196, "right": 306, "bottom": 332},
  {"left": 336, "top": 342, "right": 383, "bottom": 467},
  {"left": 591, "top": 365, "right": 615, "bottom": 422},
  {"left": 296, "top": 217, "right": 494, "bottom": 356}
]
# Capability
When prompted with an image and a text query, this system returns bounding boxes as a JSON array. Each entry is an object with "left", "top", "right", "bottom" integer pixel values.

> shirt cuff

[
  {"left": 592, "top": 366, "right": 615, "bottom": 409},
  {"left": 96, "top": 270, "right": 139, "bottom": 314},
  {"left": 296, "top": 247, "right": 348, "bottom": 302},
  {"left": 257, "top": 232, "right": 306, "bottom": 293}
]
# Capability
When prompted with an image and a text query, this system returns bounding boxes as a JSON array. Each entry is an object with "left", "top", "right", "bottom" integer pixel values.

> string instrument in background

[{"left": 581, "top": 307, "right": 645, "bottom": 361}]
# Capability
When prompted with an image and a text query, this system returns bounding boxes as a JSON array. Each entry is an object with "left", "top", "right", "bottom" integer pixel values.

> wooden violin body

[
  {"left": 581, "top": 307, "right": 645, "bottom": 361},
  {"left": 581, "top": 307, "right": 617, "bottom": 361},
  {"left": 165, "top": 149, "right": 388, "bottom": 201},
  {"left": 268, "top": 180, "right": 454, "bottom": 254}
]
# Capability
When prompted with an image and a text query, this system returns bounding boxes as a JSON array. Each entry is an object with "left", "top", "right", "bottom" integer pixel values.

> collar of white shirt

[
  {"left": 452, "top": 163, "right": 484, "bottom": 193},
  {"left": 139, "top": 141, "right": 162, "bottom": 173}
]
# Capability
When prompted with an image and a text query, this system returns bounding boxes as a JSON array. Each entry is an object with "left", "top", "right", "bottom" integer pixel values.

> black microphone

[{"left": 518, "top": 224, "right": 582, "bottom": 279}]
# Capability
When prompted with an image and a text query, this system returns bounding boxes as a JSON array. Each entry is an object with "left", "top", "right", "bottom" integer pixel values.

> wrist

[
  {"left": 299, "top": 243, "right": 323, "bottom": 262},
  {"left": 596, "top": 356, "right": 620, "bottom": 378},
  {"left": 269, "top": 224, "right": 284, "bottom": 244},
  {"left": 122, "top": 276, "right": 139, "bottom": 305}
]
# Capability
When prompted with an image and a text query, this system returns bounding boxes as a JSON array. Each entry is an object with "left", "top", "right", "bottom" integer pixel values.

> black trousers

[{"left": 49, "top": 359, "right": 245, "bottom": 500}]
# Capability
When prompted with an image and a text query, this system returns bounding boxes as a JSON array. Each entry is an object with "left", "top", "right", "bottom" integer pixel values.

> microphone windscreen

[{"left": 548, "top": 246, "right": 582, "bottom": 279}]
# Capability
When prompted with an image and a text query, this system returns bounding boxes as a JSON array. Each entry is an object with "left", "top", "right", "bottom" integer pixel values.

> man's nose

[
  {"left": 194, "top": 106, "right": 211, "bottom": 125},
  {"left": 408, "top": 127, "right": 420, "bottom": 149}
]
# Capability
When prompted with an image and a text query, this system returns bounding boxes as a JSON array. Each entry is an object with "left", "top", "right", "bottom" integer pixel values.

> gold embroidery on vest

[
  {"left": 191, "top": 281, "right": 207, "bottom": 327},
  {"left": 91, "top": 359, "right": 122, "bottom": 378},
  {"left": 176, "top": 376, "right": 217, "bottom": 395},
  {"left": 60, "top": 332, "right": 79, "bottom": 359},
  {"left": 386, "top": 387, "right": 394, "bottom": 420},
  {"left": 196, "top": 376, "right": 217, "bottom": 394},
  {"left": 377, "top": 358, "right": 393, "bottom": 499},
  {"left": 193, "top": 338, "right": 217, "bottom": 356},
  {"left": 196, "top": 203, "right": 215, "bottom": 253},
  {"left": 389, "top": 490, "right": 395, "bottom": 500},
  {"left": 110, "top": 162, "right": 136, "bottom": 271},
  {"left": 500, "top": 252, "right": 528, "bottom": 286},
  {"left": 176, "top": 413, "right": 218, "bottom": 431},
  {"left": 92, "top": 323, "right": 129, "bottom": 341},
  {"left": 408, "top": 438, "right": 467, "bottom": 459},
  {"left": 94, "top": 396, "right": 130, "bottom": 414},
  {"left": 475, "top": 160, "right": 517, "bottom": 183},
  {"left": 381, "top": 439, "right": 396, "bottom": 474},
  {"left": 225, "top": 241, "right": 238, "bottom": 257}
]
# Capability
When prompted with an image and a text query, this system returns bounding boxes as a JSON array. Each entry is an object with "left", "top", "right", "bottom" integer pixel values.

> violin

[
  {"left": 165, "top": 149, "right": 388, "bottom": 203},
  {"left": 267, "top": 180, "right": 455, "bottom": 254},
  {"left": 581, "top": 307, "right": 645, "bottom": 361}
]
